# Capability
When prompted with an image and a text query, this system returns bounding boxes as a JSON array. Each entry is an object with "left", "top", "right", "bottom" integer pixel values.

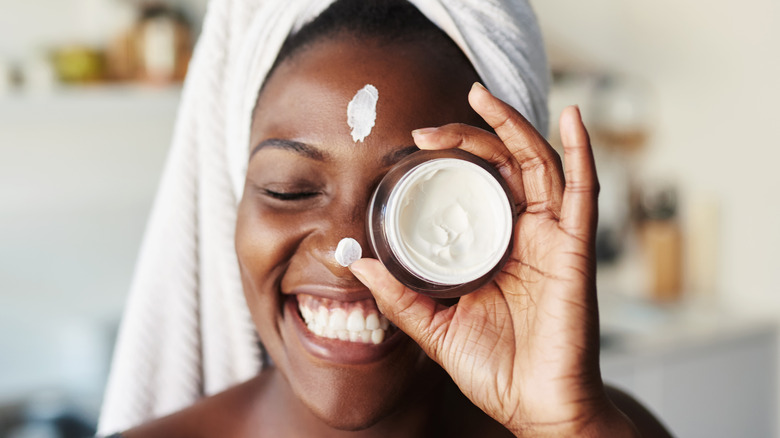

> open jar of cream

[{"left": 367, "top": 149, "right": 516, "bottom": 298}]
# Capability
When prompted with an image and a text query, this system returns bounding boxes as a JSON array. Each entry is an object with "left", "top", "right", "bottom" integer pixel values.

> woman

[{"left": 100, "top": 0, "right": 671, "bottom": 436}]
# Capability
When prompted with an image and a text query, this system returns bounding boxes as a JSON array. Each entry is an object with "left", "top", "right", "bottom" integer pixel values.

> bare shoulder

[
  {"left": 121, "top": 373, "right": 271, "bottom": 438},
  {"left": 605, "top": 384, "right": 674, "bottom": 438}
]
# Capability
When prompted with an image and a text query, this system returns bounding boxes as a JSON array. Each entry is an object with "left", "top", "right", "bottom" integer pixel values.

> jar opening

[{"left": 385, "top": 158, "right": 513, "bottom": 285}]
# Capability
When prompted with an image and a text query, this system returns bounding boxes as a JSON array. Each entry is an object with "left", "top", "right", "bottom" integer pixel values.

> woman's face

[{"left": 236, "top": 34, "right": 483, "bottom": 430}]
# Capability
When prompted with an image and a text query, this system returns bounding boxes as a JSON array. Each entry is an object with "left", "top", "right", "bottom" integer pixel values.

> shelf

[{"left": 0, "top": 84, "right": 182, "bottom": 120}]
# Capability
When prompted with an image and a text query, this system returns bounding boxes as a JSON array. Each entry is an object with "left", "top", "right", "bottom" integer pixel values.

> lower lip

[{"left": 284, "top": 296, "right": 406, "bottom": 365}]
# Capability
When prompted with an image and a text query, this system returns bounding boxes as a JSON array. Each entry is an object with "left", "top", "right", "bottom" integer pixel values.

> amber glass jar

[{"left": 367, "top": 149, "right": 515, "bottom": 298}]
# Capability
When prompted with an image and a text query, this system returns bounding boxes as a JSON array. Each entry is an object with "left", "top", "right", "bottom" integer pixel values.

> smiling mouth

[{"left": 296, "top": 294, "right": 397, "bottom": 345}]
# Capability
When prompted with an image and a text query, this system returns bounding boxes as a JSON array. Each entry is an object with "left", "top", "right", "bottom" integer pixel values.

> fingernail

[
  {"left": 569, "top": 104, "right": 582, "bottom": 119},
  {"left": 472, "top": 82, "right": 487, "bottom": 92},
  {"left": 411, "top": 127, "right": 438, "bottom": 137}
]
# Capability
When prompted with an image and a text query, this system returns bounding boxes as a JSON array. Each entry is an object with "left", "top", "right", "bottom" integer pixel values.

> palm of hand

[{"left": 442, "top": 212, "right": 601, "bottom": 429}]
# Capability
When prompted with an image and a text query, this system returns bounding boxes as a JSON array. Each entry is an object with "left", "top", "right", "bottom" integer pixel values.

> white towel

[{"left": 97, "top": 0, "right": 549, "bottom": 434}]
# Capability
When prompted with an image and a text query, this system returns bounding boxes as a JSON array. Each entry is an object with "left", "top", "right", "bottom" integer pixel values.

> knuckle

[
  {"left": 446, "top": 122, "right": 472, "bottom": 131},
  {"left": 494, "top": 111, "right": 522, "bottom": 136},
  {"left": 522, "top": 155, "right": 548, "bottom": 173}
]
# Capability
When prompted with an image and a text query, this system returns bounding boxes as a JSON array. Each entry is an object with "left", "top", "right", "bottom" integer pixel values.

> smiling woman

[
  {"left": 234, "top": 21, "right": 491, "bottom": 432},
  {"left": 99, "top": 0, "right": 670, "bottom": 437}
]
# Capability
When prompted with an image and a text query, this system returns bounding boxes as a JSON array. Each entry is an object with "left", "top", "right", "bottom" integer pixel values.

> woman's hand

[{"left": 349, "top": 83, "right": 639, "bottom": 437}]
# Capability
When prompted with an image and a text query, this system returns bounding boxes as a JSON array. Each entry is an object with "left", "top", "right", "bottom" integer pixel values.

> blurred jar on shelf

[
  {"left": 51, "top": 46, "right": 106, "bottom": 84},
  {"left": 107, "top": 2, "right": 193, "bottom": 84}
]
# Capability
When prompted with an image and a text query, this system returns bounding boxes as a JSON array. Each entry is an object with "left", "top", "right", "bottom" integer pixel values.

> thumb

[{"left": 349, "top": 258, "right": 452, "bottom": 361}]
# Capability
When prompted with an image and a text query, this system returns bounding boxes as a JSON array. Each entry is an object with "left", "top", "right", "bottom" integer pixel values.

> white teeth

[
  {"left": 347, "top": 309, "right": 365, "bottom": 331},
  {"left": 371, "top": 328, "right": 385, "bottom": 345},
  {"left": 365, "top": 313, "right": 380, "bottom": 331},
  {"left": 316, "top": 307, "right": 328, "bottom": 327},
  {"left": 329, "top": 309, "right": 347, "bottom": 331},
  {"left": 298, "top": 299, "right": 392, "bottom": 345}
]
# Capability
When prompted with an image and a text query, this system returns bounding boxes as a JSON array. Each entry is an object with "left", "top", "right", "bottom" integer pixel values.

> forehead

[{"left": 250, "top": 36, "right": 482, "bottom": 150}]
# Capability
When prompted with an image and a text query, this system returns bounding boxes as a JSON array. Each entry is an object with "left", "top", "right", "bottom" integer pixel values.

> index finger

[{"left": 468, "top": 83, "right": 565, "bottom": 218}]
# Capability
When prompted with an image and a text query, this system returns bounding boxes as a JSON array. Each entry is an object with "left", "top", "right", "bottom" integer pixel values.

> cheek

[
  {"left": 235, "top": 198, "right": 308, "bottom": 336},
  {"left": 237, "top": 204, "right": 286, "bottom": 284}
]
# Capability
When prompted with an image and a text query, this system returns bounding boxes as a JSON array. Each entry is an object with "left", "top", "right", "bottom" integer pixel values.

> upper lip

[{"left": 286, "top": 283, "right": 375, "bottom": 302}]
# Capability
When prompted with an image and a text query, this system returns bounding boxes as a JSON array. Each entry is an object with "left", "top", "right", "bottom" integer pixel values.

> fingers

[
  {"left": 410, "top": 85, "right": 595, "bottom": 239},
  {"left": 468, "top": 83, "right": 565, "bottom": 217},
  {"left": 412, "top": 124, "right": 526, "bottom": 210},
  {"left": 349, "top": 258, "right": 452, "bottom": 361},
  {"left": 558, "top": 106, "right": 599, "bottom": 239}
]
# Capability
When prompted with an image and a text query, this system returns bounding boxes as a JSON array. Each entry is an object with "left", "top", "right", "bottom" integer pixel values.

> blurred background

[{"left": 0, "top": 0, "right": 778, "bottom": 437}]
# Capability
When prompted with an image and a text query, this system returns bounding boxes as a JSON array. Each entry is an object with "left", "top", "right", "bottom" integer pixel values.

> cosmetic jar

[{"left": 367, "top": 149, "right": 516, "bottom": 298}]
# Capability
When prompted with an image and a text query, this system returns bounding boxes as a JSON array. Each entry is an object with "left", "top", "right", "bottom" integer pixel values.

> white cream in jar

[{"left": 368, "top": 149, "right": 515, "bottom": 297}]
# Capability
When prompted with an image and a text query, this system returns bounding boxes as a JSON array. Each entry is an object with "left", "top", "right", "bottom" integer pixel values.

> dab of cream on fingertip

[
  {"left": 335, "top": 237, "right": 362, "bottom": 267},
  {"left": 347, "top": 84, "right": 378, "bottom": 143}
]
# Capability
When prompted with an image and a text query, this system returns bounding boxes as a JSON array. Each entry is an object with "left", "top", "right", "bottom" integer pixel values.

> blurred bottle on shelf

[{"left": 637, "top": 182, "right": 683, "bottom": 303}]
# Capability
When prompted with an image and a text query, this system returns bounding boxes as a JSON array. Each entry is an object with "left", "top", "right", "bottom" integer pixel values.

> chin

[{"left": 292, "top": 367, "right": 408, "bottom": 431}]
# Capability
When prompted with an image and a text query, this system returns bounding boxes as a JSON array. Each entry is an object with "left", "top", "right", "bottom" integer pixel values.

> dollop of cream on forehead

[{"left": 347, "top": 84, "right": 378, "bottom": 143}]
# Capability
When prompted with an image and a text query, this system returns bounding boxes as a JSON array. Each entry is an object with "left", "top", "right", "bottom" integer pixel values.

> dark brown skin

[
  {"left": 235, "top": 34, "right": 492, "bottom": 434},
  {"left": 123, "top": 33, "right": 672, "bottom": 438}
]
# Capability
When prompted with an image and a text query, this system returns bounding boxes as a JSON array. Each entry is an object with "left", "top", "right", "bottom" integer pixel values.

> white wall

[
  {"left": 531, "top": 0, "right": 780, "bottom": 312},
  {"left": 0, "top": 88, "right": 178, "bottom": 405}
]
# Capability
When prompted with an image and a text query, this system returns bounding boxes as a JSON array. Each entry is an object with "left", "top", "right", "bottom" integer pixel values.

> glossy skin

[{"left": 123, "top": 32, "right": 672, "bottom": 438}]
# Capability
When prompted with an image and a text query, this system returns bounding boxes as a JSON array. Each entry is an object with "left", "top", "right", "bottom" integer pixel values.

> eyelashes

[{"left": 263, "top": 189, "right": 320, "bottom": 201}]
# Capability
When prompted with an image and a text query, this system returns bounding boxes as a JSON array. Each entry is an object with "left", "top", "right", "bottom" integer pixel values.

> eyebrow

[
  {"left": 249, "top": 138, "right": 419, "bottom": 165},
  {"left": 250, "top": 138, "right": 328, "bottom": 161},
  {"left": 382, "top": 145, "right": 420, "bottom": 166}
]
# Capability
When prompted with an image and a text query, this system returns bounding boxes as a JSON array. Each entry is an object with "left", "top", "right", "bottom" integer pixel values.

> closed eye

[{"left": 263, "top": 189, "right": 320, "bottom": 201}]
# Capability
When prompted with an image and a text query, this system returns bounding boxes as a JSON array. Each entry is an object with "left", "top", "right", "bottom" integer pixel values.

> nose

[{"left": 316, "top": 194, "right": 373, "bottom": 276}]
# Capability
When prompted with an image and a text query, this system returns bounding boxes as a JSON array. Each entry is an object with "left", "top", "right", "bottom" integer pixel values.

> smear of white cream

[
  {"left": 347, "top": 84, "right": 378, "bottom": 143},
  {"left": 335, "top": 237, "right": 362, "bottom": 267}
]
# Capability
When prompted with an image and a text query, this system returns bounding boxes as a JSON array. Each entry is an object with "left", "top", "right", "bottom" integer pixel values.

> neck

[{"left": 258, "top": 367, "right": 455, "bottom": 438}]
